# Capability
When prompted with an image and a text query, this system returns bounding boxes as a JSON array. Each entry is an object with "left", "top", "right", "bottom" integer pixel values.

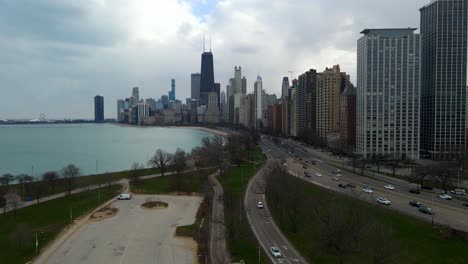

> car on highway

[
  {"left": 338, "top": 183, "right": 347, "bottom": 188},
  {"left": 438, "top": 193, "right": 453, "bottom": 200},
  {"left": 311, "top": 160, "right": 316, "bottom": 165},
  {"left": 117, "top": 193, "right": 132, "bottom": 200},
  {"left": 450, "top": 189, "right": 466, "bottom": 196},
  {"left": 409, "top": 189, "right": 421, "bottom": 194},
  {"left": 303, "top": 165, "right": 308, "bottom": 169},
  {"left": 362, "top": 187, "right": 374, "bottom": 194},
  {"left": 409, "top": 201, "right": 422, "bottom": 208},
  {"left": 304, "top": 171, "right": 311, "bottom": 178},
  {"left": 346, "top": 183, "right": 356, "bottom": 188},
  {"left": 332, "top": 177, "right": 340, "bottom": 181},
  {"left": 270, "top": 247, "right": 282, "bottom": 258},
  {"left": 257, "top": 202, "right": 264, "bottom": 209},
  {"left": 315, "top": 172, "right": 322, "bottom": 177},
  {"left": 422, "top": 185, "right": 434, "bottom": 190},
  {"left": 376, "top": 197, "right": 391, "bottom": 205},
  {"left": 332, "top": 169, "right": 341, "bottom": 174},
  {"left": 419, "top": 206, "right": 433, "bottom": 215},
  {"left": 463, "top": 203, "right": 468, "bottom": 207},
  {"left": 335, "top": 173, "right": 342, "bottom": 177},
  {"left": 384, "top": 185, "right": 395, "bottom": 190}
]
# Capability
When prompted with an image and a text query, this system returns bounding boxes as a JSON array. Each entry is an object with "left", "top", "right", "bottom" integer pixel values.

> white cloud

[{"left": 0, "top": 0, "right": 428, "bottom": 119}]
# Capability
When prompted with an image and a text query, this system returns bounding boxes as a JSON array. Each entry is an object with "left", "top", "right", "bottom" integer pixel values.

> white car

[
  {"left": 384, "top": 185, "right": 395, "bottom": 190},
  {"left": 335, "top": 173, "right": 342, "bottom": 177},
  {"left": 438, "top": 194, "right": 453, "bottom": 200},
  {"left": 117, "top": 193, "right": 132, "bottom": 200},
  {"left": 257, "top": 201, "right": 264, "bottom": 209},
  {"left": 362, "top": 187, "right": 374, "bottom": 194},
  {"left": 332, "top": 177, "right": 340, "bottom": 181},
  {"left": 377, "top": 197, "right": 391, "bottom": 205},
  {"left": 315, "top": 173, "right": 322, "bottom": 177},
  {"left": 270, "top": 247, "right": 282, "bottom": 258}
]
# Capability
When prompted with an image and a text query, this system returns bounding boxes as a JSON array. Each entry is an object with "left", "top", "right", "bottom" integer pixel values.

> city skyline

[{"left": 0, "top": 0, "right": 430, "bottom": 119}]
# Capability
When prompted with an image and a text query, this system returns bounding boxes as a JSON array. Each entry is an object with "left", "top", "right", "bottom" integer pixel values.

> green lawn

[
  {"left": 1, "top": 167, "right": 160, "bottom": 201},
  {"left": 0, "top": 184, "right": 121, "bottom": 264},
  {"left": 130, "top": 169, "right": 215, "bottom": 194},
  {"left": 266, "top": 172, "right": 468, "bottom": 264},
  {"left": 217, "top": 146, "right": 268, "bottom": 263}
]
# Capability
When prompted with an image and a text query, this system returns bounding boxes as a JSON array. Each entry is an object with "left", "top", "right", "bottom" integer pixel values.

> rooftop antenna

[
  {"left": 288, "top": 71, "right": 295, "bottom": 80},
  {"left": 203, "top": 34, "right": 205, "bottom": 52},
  {"left": 209, "top": 35, "right": 212, "bottom": 52}
]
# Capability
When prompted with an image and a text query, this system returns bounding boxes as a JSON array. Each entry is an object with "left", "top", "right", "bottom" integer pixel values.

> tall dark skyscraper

[
  {"left": 200, "top": 50, "right": 215, "bottom": 106},
  {"left": 94, "top": 95, "right": 104, "bottom": 122},
  {"left": 420, "top": 0, "right": 467, "bottom": 160},
  {"left": 191, "top": 73, "right": 201, "bottom": 101}
]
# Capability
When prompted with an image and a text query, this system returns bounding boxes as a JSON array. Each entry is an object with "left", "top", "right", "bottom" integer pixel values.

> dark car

[
  {"left": 338, "top": 183, "right": 347, "bottom": 189},
  {"left": 422, "top": 185, "right": 434, "bottom": 190},
  {"left": 311, "top": 160, "right": 316, "bottom": 165},
  {"left": 419, "top": 206, "right": 433, "bottom": 215},
  {"left": 346, "top": 183, "right": 356, "bottom": 188},
  {"left": 409, "top": 189, "right": 421, "bottom": 194},
  {"left": 463, "top": 203, "right": 468, "bottom": 208},
  {"left": 409, "top": 201, "right": 422, "bottom": 208}
]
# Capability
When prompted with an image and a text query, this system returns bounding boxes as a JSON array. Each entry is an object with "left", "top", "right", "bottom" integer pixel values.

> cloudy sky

[{"left": 0, "top": 0, "right": 429, "bottom": 119}]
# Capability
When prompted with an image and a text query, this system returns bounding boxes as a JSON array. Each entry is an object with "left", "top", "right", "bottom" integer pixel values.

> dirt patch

[
  {"left": 90, "top": 206, "right": 119, "bottom": 221},
  {"left": 141, "top": 201, "right": 169, "bottom": 210}
]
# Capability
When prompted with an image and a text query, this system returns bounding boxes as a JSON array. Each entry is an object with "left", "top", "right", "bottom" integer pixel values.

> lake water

[{"left": 0, "top": 124, "right": 214, "bottom": 176}]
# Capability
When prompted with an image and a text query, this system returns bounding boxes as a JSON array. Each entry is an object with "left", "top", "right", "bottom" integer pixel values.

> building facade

[
  {"left": 191, "top": 73, "right": 201, "bottom": 102},
  {"left": 169, "top": 79, "right": 176, "bottom": 101},
  {"left": 316, "top": 65, "right": 348, "bottom": 140},
  {"left": 420, "top": 0, "right": 467, "bottom": 160},
  {"left": 357, "top": 28, "right": 421, "bottom": 160},
  {"left": 254, "top": 75, "right": 263, "bottom": 128},
  {"left": 94, "top": 95, "right": 104, "bottom": 122},
  {"left": 339, "top": 83, "right": 357, "bottom": 146}
]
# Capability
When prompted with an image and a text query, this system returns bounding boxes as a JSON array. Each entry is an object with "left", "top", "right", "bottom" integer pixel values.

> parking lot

[{"left": 35, "top": 194, "right": 202, "bottom": 264}]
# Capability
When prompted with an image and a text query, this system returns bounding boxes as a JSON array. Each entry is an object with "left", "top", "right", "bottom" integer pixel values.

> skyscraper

[
  {"left": 340, "top": 83, "right": 357, "bottom": 146},
  {"left": 200, "top": 50, "right": 215, "bottom": 106},
  {"left": 254, "top": 75, "right": 263, "bottom": 128},
  {"left": 420, "top": 0, "right": 467, "bottom": 160},
  {"left": 357, "top": 28, "right": 421, "bottom": 160},
  {"left": 94, "top": 95, "right": 104, "bottom": 122},
  {"left": 316, "top": 65, "right": 348, "bottom": 140},
  {"left": 191, "top": 73, "right": 201, "bottom": 101},
  {"left": 298, "top": 69, "right": 317, "bottom": 136},
  {"left": 132, "top": 87, "right": 139, "bottom": 102},
  {"left": 281, "top": 77, "right": 289, "bottom": 99},
  {"left": 169, "top": 79, "right": 176, "bottom": 101}
]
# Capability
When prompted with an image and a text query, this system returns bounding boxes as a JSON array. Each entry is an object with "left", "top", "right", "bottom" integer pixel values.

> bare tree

[
  {"left": 148, "top": 149, "right": 173, "bottom": 177},
  {"left": 5, "top": 190, "right": 21, "bottom": 218},
  {"left": 191, "top": 146, "right": 204, "bottom": 173},
  {"left": 171, "top": 148, "right": 187, "bottom": 191},
  {"left": 42, "top": 171, "right": 59, "bottom": 193},
  {"left": 33, "top": 181, "right": 44, "bottom": 204},
  {"left": 62, "top": 164, "right": 80, "bottom": 197},
  {"left": 433, "top": 162, "right": 456, "bottom": 194},
  {"left": 411, "top": 165, "right": 433, "bottom": 190},
  {"left": 226, "top": 134, "right": 246, "bottom": 166},
  {"left": 201, "top": 136, "right": 229, "bottom": 175},
  {"left": 0, "top": 173, "right": 15, "bottom": 188},
  {"left": 129, "top": 162, "right": 144, "bottom": 182}
]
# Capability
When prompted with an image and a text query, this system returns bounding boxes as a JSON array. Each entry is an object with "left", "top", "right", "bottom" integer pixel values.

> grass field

[
  {"left": 130, "top": 169, "right": 215, "bottom": 194},
  {"left": 0, "top": 184, "right": 121, "bottom": 264},
  {"left": 266, "top": 172, "right": 468, "bottom": 264},
  {"left": 217, "top": 146, "right": 268, "bottom": 263},
  {"left": 1, "top": 167, "right": 160, "bottom": 201}
]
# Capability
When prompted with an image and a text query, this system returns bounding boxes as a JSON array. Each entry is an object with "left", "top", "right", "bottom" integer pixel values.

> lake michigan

[{"left": 0, "top": 123, "right": 214, "bottom": 176}]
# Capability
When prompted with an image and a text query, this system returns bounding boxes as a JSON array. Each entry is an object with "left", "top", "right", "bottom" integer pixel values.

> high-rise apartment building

[
  {"left": 420, "top": 0, "right": 467, "bottom": 160},
  {"left": 340, "top": 83, "right": 357, "bottom": 146},
  {"left": 357, "top": 28, "right": 421, "bottom": 160},
  {"left": 191, "top": 73, "right": 201, "bottom": 102},
  {"left": 281, "top": 77, "right": 290, "bottom": 99},
  {"left": 117, "top": 99, "right": 124, "bottom": 122},
  {"left": 289, "top": 84, "right": 298, "bottom": 137},
  {"left": 281, "top": 77, "right": 290, "bottom": 136},
  {"left": 254, "top": 75, "right": 263, "bottom": 128},
  {"left": 298, "top": 69, "right": 317, "bottom": 135},
  {"left": 94, "top": 95, "right": 104, "bottom": 122},
  {"left": 316, "top": 65, "right": 348, "bottom": 140}
]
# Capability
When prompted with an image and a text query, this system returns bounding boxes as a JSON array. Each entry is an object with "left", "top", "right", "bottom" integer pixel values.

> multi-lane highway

[
  {"left": 261, "top": 137, "right": 468, "bottom": 232},
  {"left": 245, "top": 160, "right": 308, "bottom": 263}
]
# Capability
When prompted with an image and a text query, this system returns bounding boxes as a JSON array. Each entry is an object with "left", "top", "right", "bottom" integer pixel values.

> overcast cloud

[{"left": 0, "top": 0, "right": 428, "bottom": 119}]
